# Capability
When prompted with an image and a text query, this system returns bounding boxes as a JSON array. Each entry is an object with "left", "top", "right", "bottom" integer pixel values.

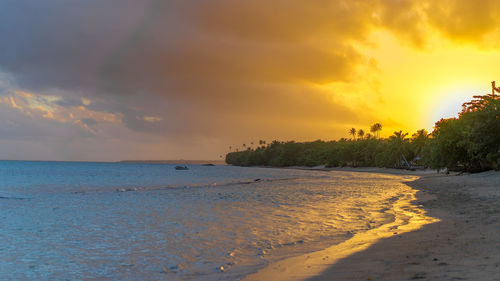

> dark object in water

[
  {"left": 202, "top": 163, "right": 215, "bottom": 166},
  {"left": 254, "top": 178, "right": 261, "bottom": 182},
  {"left": 175, "top": 165, "right": 189, "bottom": 170},
  {"left": 0, "top": 196, "right": 27, "bottom": 200}
]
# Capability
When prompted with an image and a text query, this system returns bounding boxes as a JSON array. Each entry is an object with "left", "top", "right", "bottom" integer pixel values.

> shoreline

[
  {"left": 257, "top": 165, "right": 438, "bottom": 175},
  {"left": 241, "top": 168, "right": 500, "bottom": 281}
]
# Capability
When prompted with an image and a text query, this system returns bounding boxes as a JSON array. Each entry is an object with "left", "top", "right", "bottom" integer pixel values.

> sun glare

[{"left": 426, "top": 82, "right": 489, "bottom": 129}]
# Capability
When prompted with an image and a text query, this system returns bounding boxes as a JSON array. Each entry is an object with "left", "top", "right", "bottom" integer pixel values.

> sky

[{"left": 1, "top": 0, "right": 500, "bottom": 161}]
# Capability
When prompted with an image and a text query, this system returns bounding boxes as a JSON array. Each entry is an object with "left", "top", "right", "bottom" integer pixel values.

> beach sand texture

[{"left": 244, "top": 170, "right": 500, "bottom": 281}]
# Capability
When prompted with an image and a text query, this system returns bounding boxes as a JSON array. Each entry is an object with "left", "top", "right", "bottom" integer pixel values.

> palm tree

[
  {"left": 349, "top": 128, "right": 357, "bottom": 140},
  {"left": 412, "top": 129, "right": 428, "bottom": 139},
  {"left": 370, "top": 123, "right": 382, "bottom": 139},
  {"left": 411, "top": 129, "right": 429, "bottom": 156},
  {"left": 358, "top": 129, "right": 365, "bottom": 139},
  {"left": 390, "top": 131, "right": 410, "bottom": 168},
  {"left": 392, "top": 130, "right": 409, "bottom": 140}
]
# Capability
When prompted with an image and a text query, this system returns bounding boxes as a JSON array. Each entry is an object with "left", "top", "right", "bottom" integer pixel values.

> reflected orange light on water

[{"left": 243, "top": 178, "right": 439, "bottom": 281}]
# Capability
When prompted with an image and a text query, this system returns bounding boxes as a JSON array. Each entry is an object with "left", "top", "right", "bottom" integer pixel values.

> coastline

[{"left": 241, "top": 168, "right": 500, "bottom": 281}]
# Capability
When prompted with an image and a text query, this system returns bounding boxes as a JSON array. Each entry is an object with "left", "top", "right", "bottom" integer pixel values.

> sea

[{"left": 0, "top": 161, "right": 422, "bottom": 280}]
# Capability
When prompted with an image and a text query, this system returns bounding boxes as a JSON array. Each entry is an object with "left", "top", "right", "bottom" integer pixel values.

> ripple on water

[{"left": 0, "top": 162, "right": 424, "bottom": 280}]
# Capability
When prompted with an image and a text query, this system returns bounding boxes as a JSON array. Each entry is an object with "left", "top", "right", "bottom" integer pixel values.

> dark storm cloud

[
  {"left": 2, "top": 1, "right": 497, "bottom": 95},
  {"left": 1, "top": 0, "right": 498, "bottom": 144},
  {"left": 0, "top": 0, "right": 153, "bottom": 92},
  {"left": 0, "top": 0, "right": 371, "bottom": 96}
]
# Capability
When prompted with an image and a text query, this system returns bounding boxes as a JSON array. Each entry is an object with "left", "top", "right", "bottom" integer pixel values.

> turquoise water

[{"left": 0, "top": 161, "right": 417, "bottom": 280}]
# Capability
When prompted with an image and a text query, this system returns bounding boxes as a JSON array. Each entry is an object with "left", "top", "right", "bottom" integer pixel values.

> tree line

[{"left": 225, "top": 93, "right": 499, "bottom": 172}]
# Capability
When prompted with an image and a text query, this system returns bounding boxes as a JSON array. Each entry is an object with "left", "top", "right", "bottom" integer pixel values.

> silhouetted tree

[
  {"left": 370, "top": 123, "right": 382, "bottom": 139},
  {"left": 349, "top": 128, "right": 356, "bottom": 139},
  {"left": 426, "top": 93, "right": 500, "bottom": 172},
  {"left": 389, "top": 131, "right": 410, "bottom": 167},
  {"left": 225, "top": 87, "right": 499, "bottom": 172},
  {"left": 358, "top": 129, "right": 365, "bottom": 139},
  {"left": 411, "top": 129, "right": 429, "bottom": 157}
]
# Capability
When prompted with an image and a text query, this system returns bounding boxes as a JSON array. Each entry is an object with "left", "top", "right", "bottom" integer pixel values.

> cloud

[
  {"left": 143, "top": 116, "right": 162, "bottom": 123},
  {"left": 372, "top": 0, "right": 428, "bottom": 47},
  {"left": 54, "top": 96, "right": 84, "bottom": 108},
  {"left": 0, "top": 1, "right": 376, "bottom": 94},
  {"left": 81, "top": 118, "right": 97, "bottom": 126},
  {"left": 2, "top": 1, "right": 495, "bottom": 96},
  {"left": 0, "top": 88, "right": 122, "bottom": 133},
  {"left": 1, "top": 0, "right": 498, "bottom": 160},
  {"left": 0, "top": 100, "right": 92, "bottom": 141},
  {"left": 424, "top": 0, "right": 500, "bottom": 43}
]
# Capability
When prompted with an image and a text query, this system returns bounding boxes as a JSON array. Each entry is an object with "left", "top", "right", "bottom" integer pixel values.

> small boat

[{"left": 175, "top": 165, "right": 189, "bottom": 170}]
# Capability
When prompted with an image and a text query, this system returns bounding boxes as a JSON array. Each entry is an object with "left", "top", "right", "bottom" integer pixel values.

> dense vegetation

[{"left": 226, "top": 93, "right": 500, "bottom": 172}]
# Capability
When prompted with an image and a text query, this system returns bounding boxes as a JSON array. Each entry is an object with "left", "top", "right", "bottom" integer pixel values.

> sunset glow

[{"left": 1, "top": 0, "right": 500, "bottom": 161}]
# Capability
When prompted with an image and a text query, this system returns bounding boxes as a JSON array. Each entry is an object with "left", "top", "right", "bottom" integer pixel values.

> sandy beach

[{"left": 244, "top": 169, "right": 500, "bottom": 281}]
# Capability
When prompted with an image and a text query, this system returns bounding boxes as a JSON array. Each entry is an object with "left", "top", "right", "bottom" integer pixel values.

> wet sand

[{"left": 244, "top": 169, "right": 500, "bottom": 281}]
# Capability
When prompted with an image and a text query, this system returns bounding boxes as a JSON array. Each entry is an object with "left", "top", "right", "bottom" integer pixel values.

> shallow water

[{"left": 0, "top": 161, "right": 419, "bottom": 280}]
